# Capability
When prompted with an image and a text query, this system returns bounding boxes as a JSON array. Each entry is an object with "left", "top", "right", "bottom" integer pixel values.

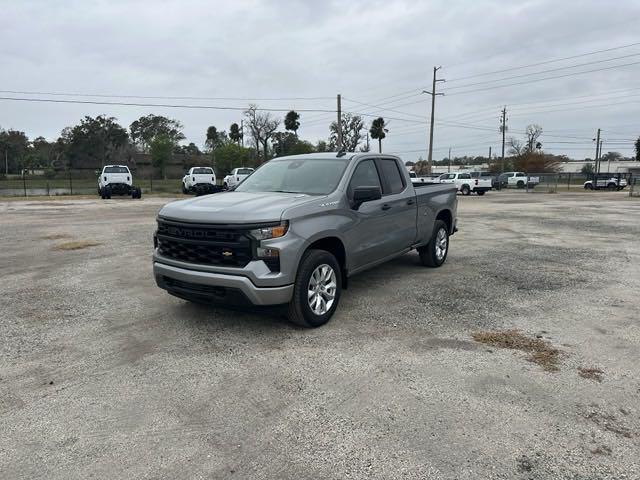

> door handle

[
  {"left": 381, "top": 204, "right": 391, "bottom": 210},
  {"left": 407, "top": 198, "right": 415, "bottom": 205}
]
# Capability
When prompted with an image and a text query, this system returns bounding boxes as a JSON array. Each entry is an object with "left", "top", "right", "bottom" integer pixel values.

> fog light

[{"left": 257, "top": 247, "right": 279, "bottom": 258}]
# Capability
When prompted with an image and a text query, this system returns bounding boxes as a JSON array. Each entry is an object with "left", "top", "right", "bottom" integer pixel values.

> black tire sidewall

[
  {"left": 290, "top": 250, "right": 341, "bottom": 328},
  {"left": 420, "top": 220, "right": 449, "bottom": 267}
]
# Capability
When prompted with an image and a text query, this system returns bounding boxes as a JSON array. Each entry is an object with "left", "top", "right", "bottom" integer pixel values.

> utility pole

[
  {"left": 599, "top": 139, "right": 603, "bottom": 174},
  {"left": 423, "top": 66, "right": 445, "bottom": 175},
  {"left": 448, "top": 147, "right": 451, "bottom": 173},
  {"left": 488, "top": 146, "right": 492, "bottom": 163},
  {"left": 594, "top": 128, "right": 600, "bottom": 175},
  {"left": 240, "top": 120, "right": 244, "bottom": 148},
  {"left": 500, "top": 107, "right": 507, "bottom": 173},
  {"left": 337, "top": 94, "right": 343, "bottom": 150}
]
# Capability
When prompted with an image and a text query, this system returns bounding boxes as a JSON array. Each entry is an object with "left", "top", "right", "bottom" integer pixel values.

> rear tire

[
  {"left": 476, "top": 190, "right": 486, "bottom": 196},
  {"left": 418, "top": 220, "right": 449, "bottom": 268},
  {"left": 461, "top": 185, "right": 471, "bottom": 196},
  {"left": 287, "top": 249, "right": 341, "bottom": 328}
]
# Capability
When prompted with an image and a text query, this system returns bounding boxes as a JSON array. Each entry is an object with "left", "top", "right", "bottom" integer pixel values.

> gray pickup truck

[{"left": 153, "top": 152, "right": 457, "bottom": 327}]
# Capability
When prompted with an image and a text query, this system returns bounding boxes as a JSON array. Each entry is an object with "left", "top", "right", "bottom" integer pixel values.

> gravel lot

[{"left": 1, "top": 191, "right": 639, "bottom": 479}]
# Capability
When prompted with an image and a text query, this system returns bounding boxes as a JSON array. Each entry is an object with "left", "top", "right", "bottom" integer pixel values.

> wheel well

[
  {"left": 307, "top": 237, "right": 348, "bottom": 288},
  {"left": 436, "top": 209, "right": 453, "bottom": 233}
]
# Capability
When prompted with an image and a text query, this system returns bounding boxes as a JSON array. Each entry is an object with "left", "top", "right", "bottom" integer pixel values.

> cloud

[{"left": 1, "top": 0, "right": 639, "bottom": 160}]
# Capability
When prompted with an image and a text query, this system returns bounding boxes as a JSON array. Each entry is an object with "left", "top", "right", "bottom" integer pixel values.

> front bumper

[{"left": 154, "top": 261, "right": 294, "bottom": 306}]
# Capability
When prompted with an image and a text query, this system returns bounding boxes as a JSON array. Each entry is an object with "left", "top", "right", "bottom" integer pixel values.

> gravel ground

[{"left": 1, "top": 191, "right": 639, "bottom": 479}]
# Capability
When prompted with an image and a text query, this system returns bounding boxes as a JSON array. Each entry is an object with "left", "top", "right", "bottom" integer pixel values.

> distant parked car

[
  {"left": 182, "top": 167, "right": 218, "bottom": 195},
  {"left": 97, "top": 165, "right": 141, "bottom": 199},
  {"left": 438, "top": 172, "right": 492, "bottom": 195},
  {"left": 223, "top": 167, "right": 254, "bottom": 190},
  {"left": 500, "top": 171, "right": 539, "bottom": 189},
  {"left": 584, "top": 175, "right": 627, "bottom": 191}
]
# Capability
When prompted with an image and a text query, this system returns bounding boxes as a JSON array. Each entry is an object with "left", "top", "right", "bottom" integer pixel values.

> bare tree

[
  {"left": 329, "top": 113, "right": 364, "bottom": 152},
  {"left": 244, "top": 105, "right": 280, "bottom": 164}
]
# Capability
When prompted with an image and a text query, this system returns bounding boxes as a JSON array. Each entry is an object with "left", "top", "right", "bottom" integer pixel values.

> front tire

[
  {"left": 418, "top": 220, "right": 449, "bottom": 268},
  {"left": 287, "top": 249, "right": 341, "bottom": 328},
  {"left": 607, "top": 183, "right": 617, "bottom": 191},
  {"left": 182, "top": 183, "right": 188, "bottom": 194},
  {"left": 517, "top": 180, "right": 525, "bottom": 189}
]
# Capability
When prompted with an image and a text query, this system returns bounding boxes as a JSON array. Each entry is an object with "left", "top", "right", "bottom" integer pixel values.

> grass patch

[
  {"left": 578, "top": 367, "right": 604, "bottom": 382},
  {"left": 42, "top": 233, "right": 72, "bottom": 240},
  {"left": 53, "top": 240, "right": 101, "bottom": 251},
  {"left": 472, "top": 330, "right": 561, "bottom": 372}
]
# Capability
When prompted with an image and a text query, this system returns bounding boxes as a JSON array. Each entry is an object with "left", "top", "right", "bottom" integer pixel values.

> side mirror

[{"left": 352, "top": 186, "right": 382, "bottom": 209}]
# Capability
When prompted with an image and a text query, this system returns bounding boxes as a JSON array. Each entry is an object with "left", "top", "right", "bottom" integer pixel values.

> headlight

[{"left": 250, "top": 221, "right": 288, "bottom": 240}]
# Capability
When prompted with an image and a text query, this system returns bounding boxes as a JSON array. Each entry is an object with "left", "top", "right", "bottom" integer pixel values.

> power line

[
  {"left": 443, "top": 52, "right": 640, "bottom": 91},
  {"left": 0, "top": 96, "right": 336, "bottom": 112},
  {"left": 445, "top": 60, "right": 640, "bottom": 96},
  {"left": 0, "top": 89, "right": 334, "bottom": 102},
  {"left": 445, "top": 41, "right": 640, "bottom": 83}
]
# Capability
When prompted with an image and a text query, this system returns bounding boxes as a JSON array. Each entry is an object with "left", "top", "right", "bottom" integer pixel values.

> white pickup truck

[
  {"left": 98, "top": 165, "right": 141, "bottom": 199},
  {"left": 583, "top": 176, "right": 628, "bottom": 191},
  {"left": 182, "top": 167, "right": 217, "bottom": 194},
  {"left": 223, "top": 167, "right": 254, "bottom": 190},
  {"left": 500, "top": 171, "right": 539, "bottom": 189},
  {"left": 438, "top": 172, "right": 492, "bottom": 195}
]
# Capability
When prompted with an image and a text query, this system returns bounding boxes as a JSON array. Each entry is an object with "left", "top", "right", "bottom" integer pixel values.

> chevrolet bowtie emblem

[{"left": 222, "top": 251, "right": 233, "bottom": 257}]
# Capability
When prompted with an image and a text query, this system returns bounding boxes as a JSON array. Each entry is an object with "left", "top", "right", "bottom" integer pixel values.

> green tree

[
  {"left": 600, "top": 151, "right": 622, "bottom": 163},
  {"left": 369, "top": 117, "right": 388, "bottom": 153},
  {"left": 66, "top": 116, "right": 129, "bottom": 168},
  {"left": 316, "top": 140, "right": 329, "bottom": 152},
  {"left": 129, "top": 115, "right": 184, "bottom": 152},
  {"left": 272, "top": 132, "right": 314, "bottom": 156},
  {"left": 229, "top": 123, "right": 242, "bottom": 144},
  {"left": 0, "top": 128, "right": 29, "bottom": 174},
  {"left": 329, "top": 113, "right": 364, "bottom": 152},
  {"left": 581, "top": 163, "right": 595, "bottom": 174},
  {"left": 635, "top": 136, "right": 640, "bottom": 161},
  {"left": 284, "top": 110, "right": 300, "bottom": 136},
  {"left": 175, "top": 142, "right": 201, "bottom": 155},
  {"left": 214, "top": 143, "right": 256, "bottom": 176},
  {"left": 205, "top": 126, "right": 228, "bottom": 151},
  {"left": 150, "top": 135, "right": 174, "bottom": 179}
]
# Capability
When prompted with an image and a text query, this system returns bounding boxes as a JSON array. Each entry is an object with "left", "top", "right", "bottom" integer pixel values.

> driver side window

[{"left": 349, "top": 160, "right": 382, "bottom": 195}]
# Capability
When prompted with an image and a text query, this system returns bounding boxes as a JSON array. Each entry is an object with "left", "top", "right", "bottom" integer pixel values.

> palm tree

[{"left": 369, "top": 117, "right": 388, "bottom": 153}]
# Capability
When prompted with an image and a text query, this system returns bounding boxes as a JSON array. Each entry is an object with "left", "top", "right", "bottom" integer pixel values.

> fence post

[
  {"left": 149, "top": 173, "right": 153, "bottom": 193},
  {"left": 69, "top": 170, "right": 73, "bottom": 195},
  {"left": 47, "top": 182, "right": 50, "bottom": 196},
  {"left": 567, "top": 173, "right": 571, "bottom": 191},
  {"left": 23, "top": 173, "right": 27, "bottom": 197}
]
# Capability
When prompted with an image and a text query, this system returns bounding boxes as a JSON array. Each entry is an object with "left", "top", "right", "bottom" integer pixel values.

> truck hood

[{"left": 159, "top": 191, "right": 321, "bottom": 224}]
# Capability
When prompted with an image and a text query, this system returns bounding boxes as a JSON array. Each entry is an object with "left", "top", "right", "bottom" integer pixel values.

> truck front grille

[{"left": 156, "top": 219, "right": 253, "bottom": 268}]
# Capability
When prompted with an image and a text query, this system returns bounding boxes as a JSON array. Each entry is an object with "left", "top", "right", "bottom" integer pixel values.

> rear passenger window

[
  {"left": 378, "top": 159, "right": 405, "bottom": 195},
  {"left": 459, "top": 173, "right": 471, "bottom": 179},
  {"left": 349, "top": 160, "right": 381, "bottom": 193}
]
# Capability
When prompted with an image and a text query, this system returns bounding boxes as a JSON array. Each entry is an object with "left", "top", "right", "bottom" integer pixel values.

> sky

[{"left": 1, "top": 0, "right": 639, "bottom": 162}]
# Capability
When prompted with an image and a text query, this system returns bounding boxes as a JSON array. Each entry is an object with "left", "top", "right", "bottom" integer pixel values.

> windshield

[
  {"left": 235, "top": 158, "right": 348, "bottom": 195},
  {"left": 237, "top": 168, "right": 254, "bottom": 175},
  {"left": 192, "top": 168, "right": 213, "bottom": 174},
  {"left": 104, "top": 166, "right": 129, "bottom": 173}
]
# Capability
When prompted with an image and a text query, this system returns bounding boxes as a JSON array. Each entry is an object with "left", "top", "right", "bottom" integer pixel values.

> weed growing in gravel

[
  {"left": 471, "top": 330, "right": 561, "bottom": 372},
  {"left": 578, "top": 367, "right": 604, "bottom": 382},
  {"left": 53, "top": 240, "right": 101, "bottom": 251}
]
